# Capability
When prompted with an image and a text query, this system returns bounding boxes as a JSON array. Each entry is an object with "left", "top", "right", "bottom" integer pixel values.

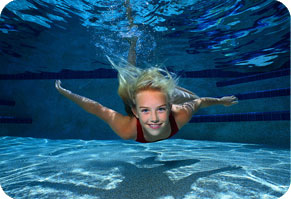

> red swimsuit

[{"left": 135, "top": 113, "right": 179, "bottom": 143}]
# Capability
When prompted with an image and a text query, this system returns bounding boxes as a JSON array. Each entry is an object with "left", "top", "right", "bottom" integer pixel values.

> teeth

[{"left": 149, "top": 124, "right": 161, "bottom": 129}]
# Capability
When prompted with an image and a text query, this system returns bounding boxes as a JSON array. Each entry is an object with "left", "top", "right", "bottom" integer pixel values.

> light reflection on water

[{"left": 0, "top": 0, "right": 289, "bottom": 73}]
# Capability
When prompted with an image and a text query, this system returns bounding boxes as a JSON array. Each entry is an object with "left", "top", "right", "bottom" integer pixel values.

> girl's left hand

[{"left": 220, "top": 96, "right": 238, "bottom": 106}]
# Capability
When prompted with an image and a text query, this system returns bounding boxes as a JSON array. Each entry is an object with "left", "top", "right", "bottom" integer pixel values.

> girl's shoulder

[
  {"left": 123, "top": 116, "right": 138, "bottom": 140},
  {"left": 108, "top": 114, "right": 137, "bottom": 140},
  {"left": 171, "top": 104, "right": 193, "bottom": 129}
]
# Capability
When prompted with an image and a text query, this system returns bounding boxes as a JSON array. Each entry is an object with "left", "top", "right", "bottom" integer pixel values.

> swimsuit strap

[
  {"left": 169, "top": 112, "right": 179, "bottom": 137},
  {"left": 136, "top": 118, "right": 148, "bottom": 143},
  {"left": 135, "top": 112, "right": 179, "bottom": 143}
]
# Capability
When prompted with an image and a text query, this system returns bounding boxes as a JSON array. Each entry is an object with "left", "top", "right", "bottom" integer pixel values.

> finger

[
  {"left": 55, "top": 80, "right": 61, "bottom": 88},
  {"left": 231, "top": 96, "right": 238, "bottom": 101}
]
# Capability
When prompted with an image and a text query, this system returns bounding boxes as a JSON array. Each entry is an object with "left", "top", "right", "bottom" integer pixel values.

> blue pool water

[{"left": 0, "top": 0, "right": 290, "bottom": 198}]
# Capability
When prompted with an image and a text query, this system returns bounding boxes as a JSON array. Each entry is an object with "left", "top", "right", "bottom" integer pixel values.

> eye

[
  {"left": 141, "top": 109, "right": 149, "bottom": 113},
  {"left": 158, "top": 107, "right": 167, "bottom": 112}
]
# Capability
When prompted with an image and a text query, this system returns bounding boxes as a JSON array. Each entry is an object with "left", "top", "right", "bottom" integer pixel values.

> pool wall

[
  {"left": 0, "top": 72, "right": 289, "bottom": 147},
  {"left": 0, "top": 0, "right": 290, "bottom": 148}
]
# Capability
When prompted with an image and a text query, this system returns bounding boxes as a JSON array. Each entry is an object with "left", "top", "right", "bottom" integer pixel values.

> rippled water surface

[
  {"left": 0, "top": 137, "right": 289, "bottom": 199},
  {"left": 0, "top": 0, "right": 289, "bottom": 73}
]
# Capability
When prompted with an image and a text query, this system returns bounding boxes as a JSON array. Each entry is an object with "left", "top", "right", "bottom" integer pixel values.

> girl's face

[{"left": 132, "top": 89, "right": 171, "bottom": 138}]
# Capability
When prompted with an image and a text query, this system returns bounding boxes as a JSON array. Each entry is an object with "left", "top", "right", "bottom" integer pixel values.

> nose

[{"left": 150, "top": 111, "right": 159, "bottom": 123}]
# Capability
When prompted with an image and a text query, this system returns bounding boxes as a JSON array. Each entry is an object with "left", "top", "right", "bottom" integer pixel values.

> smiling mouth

[{"left": 148, "top": 124, "right": 162, "bottom": 129}]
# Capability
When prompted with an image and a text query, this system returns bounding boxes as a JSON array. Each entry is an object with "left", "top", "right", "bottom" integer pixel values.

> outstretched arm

[
  {"left": 173, "top": 96, "right": 238, "bottom": 128},
  {"left": 55, "top": 80, "right": 136, "bottom": 139},
  {"left": 55, "top": 80, "right": 103, "bottom": 116},
  {"left": 197, "top": 96, "right": 238, "bottom": 108}
]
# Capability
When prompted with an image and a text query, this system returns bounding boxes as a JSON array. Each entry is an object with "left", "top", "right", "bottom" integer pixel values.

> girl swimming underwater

[
  {"left": 55, "top": 0, "right": 238, "bottom": 143},
  {"left": 55, "top": 61, "right": 237, "bottom": 143}
]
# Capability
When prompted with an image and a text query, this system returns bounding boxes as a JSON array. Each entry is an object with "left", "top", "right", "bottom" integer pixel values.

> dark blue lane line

[
  {"left": 189, "top": 111, "right": 290, "bottom": 123},
  {"left": 215, "top": 88, "right": 290, "bottom": 100},
  {"left": 0, "top": 68, "right": 118, "bottom": 80},
  {"left": 216, "top": 68, "right": 290, "bottom": 87},
  {"left": 1, "top": 111, "right": 289, "bottom": 124},
  {"left": 0, "top": 99, "right": 15, "bottom": 106},
  {"left": 177, "top": 69, "right": 257, "bottom": 78},
  {"left": 1, "top": 68, "right": 288, "bottom": 81},
  {"left": 0, "top": 68, "right": 258, "bottom": 80},
  {"left": 0, "top": 116, "right": 32, "bottom": 124}
]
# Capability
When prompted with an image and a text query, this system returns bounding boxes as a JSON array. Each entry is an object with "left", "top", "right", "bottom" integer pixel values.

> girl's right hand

[
  {"left": 55, "top": 80, "right": 61, "bottom": 89},
  {"left": 55, "top": 80, "right": 71, "bottom": 95}
]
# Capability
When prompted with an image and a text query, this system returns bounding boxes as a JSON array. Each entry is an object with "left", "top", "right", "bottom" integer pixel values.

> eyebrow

[{"left": 139, "top": 104, "right": 167, "bottom": 109}]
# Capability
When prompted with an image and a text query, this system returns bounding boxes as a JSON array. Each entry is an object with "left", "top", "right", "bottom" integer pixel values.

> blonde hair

[{"left": 107, "top": 56, "right": 178, "bottom": 116}]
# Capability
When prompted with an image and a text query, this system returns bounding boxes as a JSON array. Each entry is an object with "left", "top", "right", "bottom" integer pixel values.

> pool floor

[{"left": 0, "top": 136, "right": 289, "bottom": 199}]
